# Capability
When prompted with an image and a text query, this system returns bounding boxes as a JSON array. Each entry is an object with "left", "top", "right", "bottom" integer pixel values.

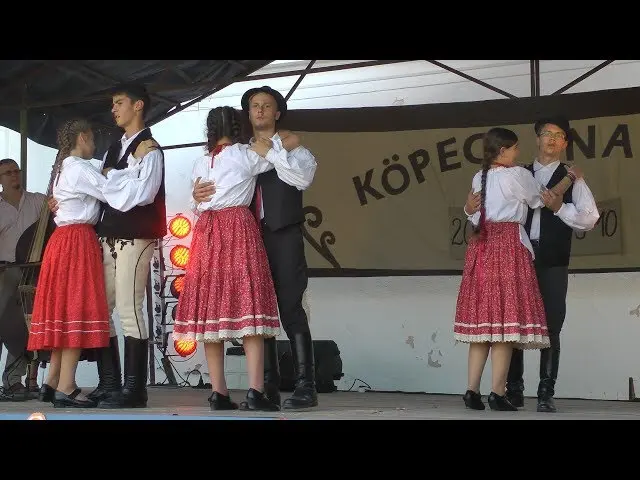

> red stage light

[
  {"left": 170, "top": 275, "right": 185, "bottom": 297},
  {"left": 169, "top": 245, "right": 190, "bottom": 269},
  {"left": 169, "top": 215, "right": 191, "bottom": 239}
]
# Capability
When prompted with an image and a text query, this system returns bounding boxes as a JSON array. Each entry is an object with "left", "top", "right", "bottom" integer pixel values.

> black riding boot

[
  {"left": 537, "top": 347, "right": 560, "bottom": 413},
  {"left": 505, "top": 348, "right": 525, "bottom": 408},
  {"left": 87, "top": 336, "right": 122, "bottom": 403},
  {"left": 282, "top": 332, "right": 318, "bottom": 409},
  {"left": 263, "top": 337, "right": 281, "bottom": 406},
  {"left": 98, "top": 336, "right": 148, "bottom": 409}
]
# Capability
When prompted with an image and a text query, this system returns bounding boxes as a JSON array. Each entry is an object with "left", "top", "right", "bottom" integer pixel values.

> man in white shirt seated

[{"left": 0, "top": 158, "right": 47, "bottom": 401}]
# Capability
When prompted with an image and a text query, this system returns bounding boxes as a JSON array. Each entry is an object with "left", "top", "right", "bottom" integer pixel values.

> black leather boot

[
  {"left": 263, "top": 337, "right": 281, "bottom": 407},
  {"left": 505, "top": 348, "right": 525, "bottom": 408},
  {"left": 98, "top": 337, "right": 148, "bottom": 409},
  {"left": 282, "top": 332, "right": 318, "bottom": 410},
  {"left": 537, "top": 347, "right": 560, "bottom": 413},
  {"left": 87, "top": 336, "right": 122, "bottom": 403},
  {"left": 38, "top": 384, "right": 55, "bottom": 403}
]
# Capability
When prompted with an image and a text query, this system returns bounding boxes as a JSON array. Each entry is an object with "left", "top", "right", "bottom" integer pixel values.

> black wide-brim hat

[
  {"left": 534, "top": 115, "right": 571, "bottom": 141},
  {"left": 241, "top": 86, "right": 287, "bottom": 121}
]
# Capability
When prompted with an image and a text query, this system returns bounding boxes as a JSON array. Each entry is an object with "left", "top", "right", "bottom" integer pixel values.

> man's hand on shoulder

[{"left": 280, "top": 132, "right": 300, "bottom": 152}]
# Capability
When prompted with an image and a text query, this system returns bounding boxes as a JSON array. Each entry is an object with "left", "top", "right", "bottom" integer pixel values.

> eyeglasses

[
  {"left": 0, "top": 168, "right": 20, "bottom": 177},
  {"left": 539, "top": 131, "right": 566, "bottom": 141}
]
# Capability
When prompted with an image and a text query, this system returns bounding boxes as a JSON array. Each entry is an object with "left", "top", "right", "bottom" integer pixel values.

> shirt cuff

[{"left": 554, "top": 203, "right": 567, "bottom": 216}]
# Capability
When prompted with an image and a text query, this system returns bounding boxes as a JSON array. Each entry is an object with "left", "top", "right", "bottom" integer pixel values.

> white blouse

[
  {"left": 53, "top": 156, "right": 142, "bottom": 227},
  {"left": 188, "top": 143, "right": 287, "bottom": 215},
  {"left": 467, "top": 166, "right": 545, "bottom": 257}
]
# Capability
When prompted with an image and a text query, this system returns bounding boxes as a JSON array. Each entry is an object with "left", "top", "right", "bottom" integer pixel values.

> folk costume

[
  {"left": 172, "top": 143, "right": 281, "bottom": 343},
  {"left": 87, "top": 127, "right": 167, "bottom": 409},
  {"left": 506, "top": 157, "right": 599, "bottom": 411},
  {"left": 241, "top": 86, "right": 319, "bottom": 409},
  {"left": 27, "top": 156, "right": 141, "bottom": 353},
  {"left": 454, "top": 165, "right": 550, "bottom": 349}
]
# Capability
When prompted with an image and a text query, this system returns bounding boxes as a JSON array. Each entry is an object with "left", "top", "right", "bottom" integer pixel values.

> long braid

[
  {"left": 205, "top": 106, "right": 243, "bottom": 153},
  {"left": 473, "top": 127, "right": 519, "bottom": 240},
  {"left": 53, "top": 118, "right": 92, "bottom": 185},
  {"left": 474, "top": 163, "right": 490, "bottom": 239}
]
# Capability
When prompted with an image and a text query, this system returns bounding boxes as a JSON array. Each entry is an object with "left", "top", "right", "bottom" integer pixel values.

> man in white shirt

[
  {"left": 0, "top": 158, "right": 46, "bottom": 401},
  {"left": 49, "top": 83, "right": 164, "bottom": 409},
  {"left": 193, "top": 86, "right": 319, "bottom": 410},
  {"left": 465, "top": 116, "right": 599, "bottom": 412}
]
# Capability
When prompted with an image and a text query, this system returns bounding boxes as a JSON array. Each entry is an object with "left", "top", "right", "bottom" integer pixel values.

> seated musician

[{"left": 0, "top": 158, "right": 46, "bottom": 401}]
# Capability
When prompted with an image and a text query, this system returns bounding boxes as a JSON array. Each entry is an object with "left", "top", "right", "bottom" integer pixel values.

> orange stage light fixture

[
  {"left": 174, "top": 339, "right": 197, "bottom": 357},
  {"left": 169, "top": 245, "right": 190, "bottom": 269},
  {"left": 169, "top": 215, "right": 191, "bottom": 239},
  {"left": 170, "top": 275, "right": 185, "bottom": 297}
]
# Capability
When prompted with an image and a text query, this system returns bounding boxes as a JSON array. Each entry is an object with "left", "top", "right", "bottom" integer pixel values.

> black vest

[
  {"left": 251, "top": 169, "right": 304, "bottom": 231},
  {"left": 95, "top": 128, "right": 167, "bottom": 240},
  {"left": 524, "top": 162, "right": 574, "bottom": 267}
]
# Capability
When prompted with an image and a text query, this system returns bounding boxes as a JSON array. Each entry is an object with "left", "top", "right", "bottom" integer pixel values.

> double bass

[{"left": 12, "top": 152, "right": 64, "bottom": 366}]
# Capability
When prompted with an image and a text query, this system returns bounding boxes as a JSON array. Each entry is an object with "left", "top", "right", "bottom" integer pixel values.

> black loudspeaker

[
  {"left": 276, "top": 340, "right": 344, "bottom": 393},
  {"left": 226, "top": 339, "right": 344, "bottom": 393}
]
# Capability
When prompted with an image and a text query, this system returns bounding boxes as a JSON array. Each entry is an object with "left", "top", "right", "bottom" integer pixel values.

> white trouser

[{"left": 101, "top": 238, "right": 155, "bottom": 340}]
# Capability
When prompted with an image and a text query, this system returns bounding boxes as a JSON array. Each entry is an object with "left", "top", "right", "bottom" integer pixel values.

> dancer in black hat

[
  {"left": 465, "top": 115, "right": 599, "bottom": 412},
  {"left": 193, "top": 86, "right": 319, "bottom": 409}
]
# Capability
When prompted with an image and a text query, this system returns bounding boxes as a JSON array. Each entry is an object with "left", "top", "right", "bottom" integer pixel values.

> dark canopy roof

[{"left": 0, "top": 60, "right": 272, "bottom": 158}]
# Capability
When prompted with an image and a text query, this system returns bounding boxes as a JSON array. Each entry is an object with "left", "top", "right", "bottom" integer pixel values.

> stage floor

[{"left": 1, "top": 385, "right": 639, "bottom": 420}]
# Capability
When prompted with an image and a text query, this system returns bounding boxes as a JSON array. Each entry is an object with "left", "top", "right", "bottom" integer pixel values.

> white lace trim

[
  {"left": 454, "top": 333, "right": 550, "bottom": 350},
  {"left": 173, "top": 326, "right": 281, "bottom": 343}
]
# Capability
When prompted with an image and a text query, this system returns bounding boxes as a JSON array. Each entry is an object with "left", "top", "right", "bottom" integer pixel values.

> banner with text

[{"left": 285, "top": 88, "right": 639, "bottom": 274}]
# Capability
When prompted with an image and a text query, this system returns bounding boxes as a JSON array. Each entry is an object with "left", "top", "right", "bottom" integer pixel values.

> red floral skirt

[
  {"left": 27, "top": 224, "right": 110, "bottom": 351},
  {"left": 454, "top": 222, "right": 549, "bottom": 349},
  {"left": 173, "top": 206, "right": 280, "bottom": 343}
]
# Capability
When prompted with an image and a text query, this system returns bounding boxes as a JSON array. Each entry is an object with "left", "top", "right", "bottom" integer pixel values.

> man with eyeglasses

[
  {"left": 464, "top": 116, "right": 599, "bottom": 412},
  {"left": 0, "top": 158, "right": 47, "bottom": 401},
  {"left": 491, "top": 117, "right": 599, "bottom": 412}
]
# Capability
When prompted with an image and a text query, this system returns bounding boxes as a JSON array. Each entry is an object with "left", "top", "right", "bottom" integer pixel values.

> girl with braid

[
  {"left": 454, "top": 127, "right": 580, "bottom": 411},
  {"left": 173, "top": 106, "right": 282, "bottom": 412},
  {"left": 27, "top": 118, "right": 152, "bottom": 408}
]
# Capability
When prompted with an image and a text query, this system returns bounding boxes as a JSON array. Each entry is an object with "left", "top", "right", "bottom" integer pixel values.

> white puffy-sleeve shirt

[
  {"left": 188, "top": 143, "right": 286, "bottom": 215},
  {"left": 53, "top": 156, "right": 142, "bottom": 226},
  {"left": 467, "top": 166, "right": 545, "bottom": 258}
]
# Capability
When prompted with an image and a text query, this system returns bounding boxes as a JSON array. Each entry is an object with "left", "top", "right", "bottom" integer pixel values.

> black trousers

[
  {"left": 261, "top": 222, "right": 310, "bottom": 339},
  {"left": 536, "top": 264, "right": 569, "bottom": 350},
  {"left": 507, "top": 256, "right": 569, "bottom": 392}
]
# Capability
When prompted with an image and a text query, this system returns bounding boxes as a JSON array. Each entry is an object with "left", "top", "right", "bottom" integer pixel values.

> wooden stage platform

[{"left": 1, "top": 385, "right": 640, "bottom": 420}]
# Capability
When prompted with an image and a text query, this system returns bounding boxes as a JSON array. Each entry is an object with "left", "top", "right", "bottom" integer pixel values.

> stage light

[
  {"left": 170, "top": 275, "right": 185, "bottom": 298},
  {"left": 174, "top": 339, "right": 197, "bottom": 357},
  {"left": 169, "top": 245, "right": 190, "bottom": 269},
  {"left": 169, "top": 215, "right": 191, "bottom": 239},
  {"left": 28, "top": 412, "right": 46, "bottom": 420}
]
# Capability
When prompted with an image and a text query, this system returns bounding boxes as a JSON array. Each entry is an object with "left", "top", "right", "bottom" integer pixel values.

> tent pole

[{"left": 20, "top": 108, "right": 28, "bottom": 188}]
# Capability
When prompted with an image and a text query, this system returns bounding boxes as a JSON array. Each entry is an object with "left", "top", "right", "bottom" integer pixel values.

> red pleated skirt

[
  {"left": 453, "top": 222, "right": 550, "bottom": 349},
  {"left": 173, "top": 206, "right": 281, "bottom": 343},
  {"left": 27, "top": 224, "right": 110, "bottom": 351}
]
